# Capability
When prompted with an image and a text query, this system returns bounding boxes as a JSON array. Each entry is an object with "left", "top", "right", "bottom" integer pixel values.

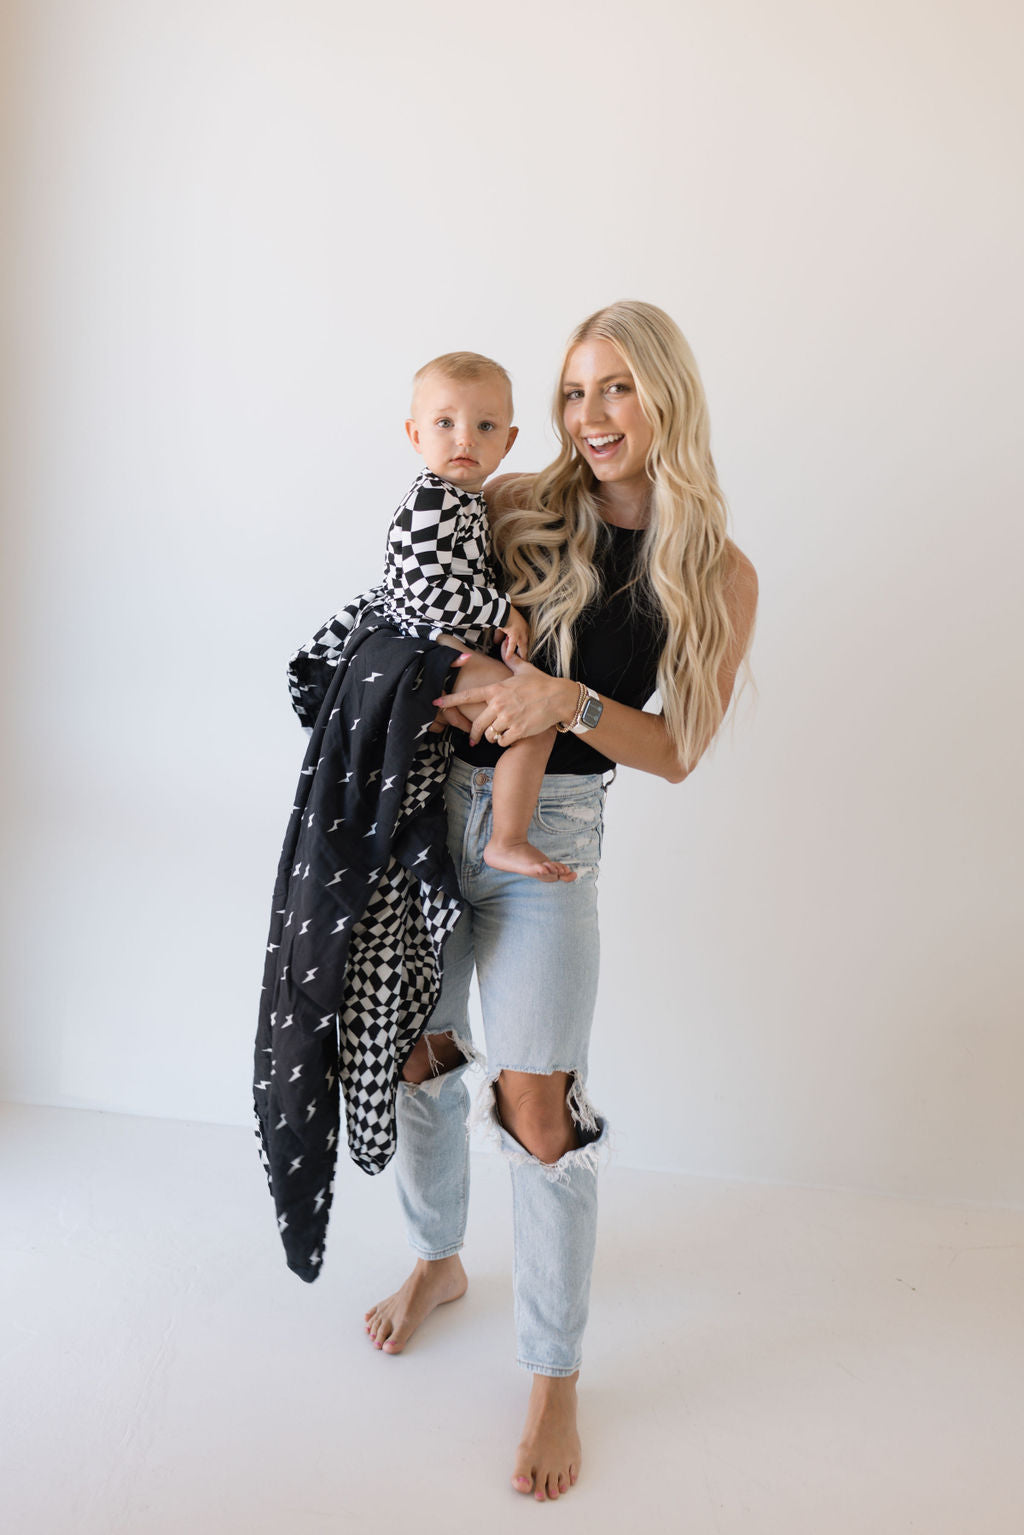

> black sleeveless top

[{"left": 453, "top": 521, "right": 667, "bottom": 776}]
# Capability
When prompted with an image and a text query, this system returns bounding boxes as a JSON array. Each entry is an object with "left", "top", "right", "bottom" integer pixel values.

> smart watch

[
  {"left": 573, "top": 686, "right": 604, "bottom": 734},
  {"left": 556, "top": 682, "right": 604, "bottom": 735}
]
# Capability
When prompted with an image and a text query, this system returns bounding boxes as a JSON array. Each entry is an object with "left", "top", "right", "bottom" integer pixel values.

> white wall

[{"left": 3, "top": 0, "right": 1022, "bottom": 1205}]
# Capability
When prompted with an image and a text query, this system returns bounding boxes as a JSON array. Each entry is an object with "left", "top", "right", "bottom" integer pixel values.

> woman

[{"left": 364, "top": 300, "right": 758, "bottom": 1500}]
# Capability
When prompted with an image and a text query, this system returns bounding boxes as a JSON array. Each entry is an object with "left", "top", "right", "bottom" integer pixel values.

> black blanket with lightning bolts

[{"left": 253, "top": 612, "right": 461, "bottom": 1281}]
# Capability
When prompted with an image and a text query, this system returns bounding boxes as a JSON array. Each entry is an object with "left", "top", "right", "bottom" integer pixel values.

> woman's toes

[{"left": 511, "top": 1470, "right": 534, "bottom": 1496}]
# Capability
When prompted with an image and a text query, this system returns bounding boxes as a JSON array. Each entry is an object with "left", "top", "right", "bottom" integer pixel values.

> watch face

[{"left": 580, "top": 697, "right": 604, "bottom": 728}]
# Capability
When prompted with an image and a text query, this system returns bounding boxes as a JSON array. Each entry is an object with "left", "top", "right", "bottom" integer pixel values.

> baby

[{"left": 359, "top": 350, "right": 574, "bottom": 883}]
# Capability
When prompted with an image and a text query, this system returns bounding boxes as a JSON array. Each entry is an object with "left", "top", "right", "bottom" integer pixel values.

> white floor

[{"left": 3, "top": 1103, "right": 1023, "bottom": 1534}]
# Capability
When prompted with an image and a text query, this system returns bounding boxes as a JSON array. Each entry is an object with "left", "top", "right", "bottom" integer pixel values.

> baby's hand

[{"left": 497, "top": 605, "right": 530, "bottom": 662}]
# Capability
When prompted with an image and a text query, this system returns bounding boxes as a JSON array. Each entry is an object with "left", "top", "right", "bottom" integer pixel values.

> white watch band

[{"left": 570, "top": 685, "right": 602, "bottom": 735}]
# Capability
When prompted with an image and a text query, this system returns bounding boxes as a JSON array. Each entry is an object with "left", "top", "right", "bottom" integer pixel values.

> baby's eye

[
  {"left": 435, "top": 417, "right": 453, "bottom": 428},
  {"left": 478, "top": 421, "right": 496, "bottom": 432}
]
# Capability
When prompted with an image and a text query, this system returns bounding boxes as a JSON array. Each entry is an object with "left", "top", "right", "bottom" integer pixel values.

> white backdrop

[{"left": 3, "top": 0, "right": 1021, "bottom": 1205}]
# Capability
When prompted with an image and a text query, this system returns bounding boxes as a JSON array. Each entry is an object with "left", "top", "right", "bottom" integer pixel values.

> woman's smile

[{"left": 583, "top": 432, "right": 624, "bottom": 458}]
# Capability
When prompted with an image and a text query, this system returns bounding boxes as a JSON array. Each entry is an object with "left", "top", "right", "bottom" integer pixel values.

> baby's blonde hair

[{"left": 411, "top": 351, "right": 514, "bottom": 418}]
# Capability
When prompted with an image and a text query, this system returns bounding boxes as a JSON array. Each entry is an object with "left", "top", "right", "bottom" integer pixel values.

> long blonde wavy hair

[{"left": 494, "top": 300, "right": 737, "bottom": 772}]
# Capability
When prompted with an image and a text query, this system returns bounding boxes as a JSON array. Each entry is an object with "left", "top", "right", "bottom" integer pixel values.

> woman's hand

[{"left": 434, "top": 654, "right": 579, "bottom": 747}]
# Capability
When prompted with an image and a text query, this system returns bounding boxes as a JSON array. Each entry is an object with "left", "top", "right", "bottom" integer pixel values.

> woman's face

[{"left": 561, "top": 338, "right": 654, "bottom": 494}]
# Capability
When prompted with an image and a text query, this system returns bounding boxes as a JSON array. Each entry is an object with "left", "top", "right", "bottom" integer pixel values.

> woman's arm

[
  {"left": 439, "top": 659, "right": 689, "bottom": 781},
  {"left": 439, "top": 543, "right": 758, "bottom": 783}
]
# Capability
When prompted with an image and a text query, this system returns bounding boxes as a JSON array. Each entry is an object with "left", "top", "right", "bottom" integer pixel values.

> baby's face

[{"left": 405, "top": 375, "right": 517, "bottom": 494}]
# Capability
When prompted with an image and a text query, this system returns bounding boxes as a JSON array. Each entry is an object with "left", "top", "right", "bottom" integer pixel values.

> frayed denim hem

[{"left": 516, "top": 1359, "right": 582, "bottom": 1377}]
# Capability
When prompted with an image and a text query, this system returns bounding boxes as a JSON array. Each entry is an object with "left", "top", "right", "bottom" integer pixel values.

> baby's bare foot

[
  {"left": 483, "top": 839, "right": 578, "bottom": 883},
  {"left": 511, "top": 1372, "right": 582, "bottom": 1501},
  {"left": 364, "top": 1255, "right": 467, "bottom": 1354}
]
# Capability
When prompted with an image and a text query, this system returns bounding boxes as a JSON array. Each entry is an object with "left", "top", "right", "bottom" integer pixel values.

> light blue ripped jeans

[{"left": 394, "top": 756, "right": 609, "bottom": 1376}]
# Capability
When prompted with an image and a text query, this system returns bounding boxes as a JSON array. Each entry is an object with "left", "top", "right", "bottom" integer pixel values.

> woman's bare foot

[
  {"left": 364, "top": 1255, "right": 467, "bottom": 1354},
  {"left": 483, "top": 839, "right": 578, "bottom": 882},
  {"left": 511, "top": 1372, "right": 582, "bottom": 1501}
]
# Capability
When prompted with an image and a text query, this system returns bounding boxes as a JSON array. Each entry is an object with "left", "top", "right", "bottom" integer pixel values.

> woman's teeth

[{"left": 587, "top": 434, "right": 623, "bottom": 448}]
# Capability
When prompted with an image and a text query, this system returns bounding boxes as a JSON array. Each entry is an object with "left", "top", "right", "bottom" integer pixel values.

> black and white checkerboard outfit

[
  {"left": 254, "top": 471, "right": 515, "bottom": 1281},
  {"left": 358, "top": 467, "right": 512, "bottom": 648}
]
